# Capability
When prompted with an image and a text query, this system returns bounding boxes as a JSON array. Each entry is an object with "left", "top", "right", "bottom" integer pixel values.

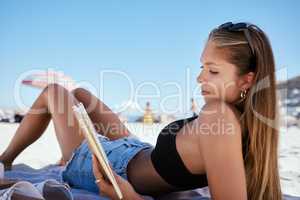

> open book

[{"left": 72, "top": 103, "right": 123, "bottom": 199}]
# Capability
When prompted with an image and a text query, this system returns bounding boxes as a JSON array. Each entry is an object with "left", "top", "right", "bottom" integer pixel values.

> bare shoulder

[
  {"left": 195, "top": 99, "right": 243, "bottom": 151},
  {"left": 194, "top": 100, "right": 247, "bottom": 199},
  {"left": 195, "top": 100, "right": 242, "bottom": 138}
]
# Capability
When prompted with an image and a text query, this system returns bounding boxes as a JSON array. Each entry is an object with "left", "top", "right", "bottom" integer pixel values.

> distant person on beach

[
  {"left": 190, "top": 98, "right": 198, "bottom": 117},
  {"left": 0, "top": 22, "right": 282, "bottom": 200}
]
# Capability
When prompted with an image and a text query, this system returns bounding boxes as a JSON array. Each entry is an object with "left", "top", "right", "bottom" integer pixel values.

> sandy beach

[{"left": 0, "top": 122, "right": 299, "bottom": 197}]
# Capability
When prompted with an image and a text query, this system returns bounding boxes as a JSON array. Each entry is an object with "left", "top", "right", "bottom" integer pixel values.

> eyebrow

[{"left": 201, "top": 61, "right": 220, "bottom": 67}]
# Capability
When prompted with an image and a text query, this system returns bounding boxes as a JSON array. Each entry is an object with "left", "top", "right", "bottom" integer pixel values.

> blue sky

[{"left": 0, "top": 0, "right": 299, "bottom": 115}]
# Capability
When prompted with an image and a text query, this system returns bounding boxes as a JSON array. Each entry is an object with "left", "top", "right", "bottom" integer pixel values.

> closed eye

[
  {"left": 200, "top": 66, "right": 219, "bottom": 74},
  {"left": 210, "top": 71, "right": 219, "bottom": 74}
]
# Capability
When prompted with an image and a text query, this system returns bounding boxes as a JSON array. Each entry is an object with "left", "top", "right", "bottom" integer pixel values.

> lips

[{"left": 201, "top": 90, "right": 210, "bottom": 95}]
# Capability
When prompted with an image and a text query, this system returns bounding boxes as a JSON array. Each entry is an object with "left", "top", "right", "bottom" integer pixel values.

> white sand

[
  {"left": 279, "top": 126, "right": 300, "bottom": 196},
  {"left": 0, "top": 122, "right": 299, "bottom": 196}
]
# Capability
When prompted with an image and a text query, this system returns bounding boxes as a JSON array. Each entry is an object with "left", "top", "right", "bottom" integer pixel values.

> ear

[{"left": 238, "top": 72, "right": 255, "bottom": 90}]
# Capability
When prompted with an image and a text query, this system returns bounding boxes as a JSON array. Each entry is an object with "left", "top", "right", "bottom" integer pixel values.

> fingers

[
  {"left": 96, "top": 177, "right": 116, "bottom": 198},
  {"left": 92, "top": 155, "right": 104, "bottom": 179},
  {"left": 92, "top": 155, "right": 110, "bottom": 195},
  {"left": 92, "top": 155, "right": 120, "bottom": 199}
]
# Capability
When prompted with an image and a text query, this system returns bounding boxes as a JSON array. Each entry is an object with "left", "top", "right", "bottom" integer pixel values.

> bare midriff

[{"left": 126, "top": 147, "right": 177, "bottom": 196}]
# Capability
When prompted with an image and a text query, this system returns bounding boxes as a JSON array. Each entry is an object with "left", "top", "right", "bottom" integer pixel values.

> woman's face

[{"left": 197, "top": 41, "right": 244, "bottom": 104}]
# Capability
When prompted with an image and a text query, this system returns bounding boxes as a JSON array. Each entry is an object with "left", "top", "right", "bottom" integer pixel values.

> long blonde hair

[{"left": 208, "top": 23, "right": 282, "bottom": 200}]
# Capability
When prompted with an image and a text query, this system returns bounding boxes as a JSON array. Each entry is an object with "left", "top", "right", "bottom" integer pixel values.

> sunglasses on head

[{"left": 218, "top": 22, "right": 255, "bottom": 57}]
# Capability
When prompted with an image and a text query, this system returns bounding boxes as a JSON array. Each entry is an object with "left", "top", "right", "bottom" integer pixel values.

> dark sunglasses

[{"left": 218, "top": 22, "right": 255, "bottom": 57}]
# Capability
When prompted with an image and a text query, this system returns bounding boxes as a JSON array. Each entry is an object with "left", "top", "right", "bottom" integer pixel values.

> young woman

[{"left": 0, "top": 22, "right": 282, "bottom": 200}]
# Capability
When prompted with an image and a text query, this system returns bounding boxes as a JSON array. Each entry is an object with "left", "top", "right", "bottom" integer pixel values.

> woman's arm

[{"left": 196, "top": 101, "right": 247, "bottom": 200}]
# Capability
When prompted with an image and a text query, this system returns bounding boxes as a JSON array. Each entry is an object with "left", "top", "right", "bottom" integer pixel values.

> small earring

[{"left": 240, "top": 89, "right": 247, "bottom": 100}]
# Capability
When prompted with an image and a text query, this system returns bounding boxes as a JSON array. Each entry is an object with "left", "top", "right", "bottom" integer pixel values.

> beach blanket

[
  {"left": 2, "top": 164, "right": 299, "bottom": 200},
  {"left": 2, "top": 164, "right": 210, "bottom": 200}
]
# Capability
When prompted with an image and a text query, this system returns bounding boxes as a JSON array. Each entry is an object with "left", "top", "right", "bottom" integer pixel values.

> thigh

[
  {"left": 72, "top": 88, "right": 132, "bottom": 140},
  {"left": 44, "top": 84, "right": 85, "bottom": 162}
]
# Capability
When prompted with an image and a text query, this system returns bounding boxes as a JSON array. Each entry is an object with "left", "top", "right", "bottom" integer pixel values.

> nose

[{"left": 197, "top": 70, "right": 206, "bottom": 84}]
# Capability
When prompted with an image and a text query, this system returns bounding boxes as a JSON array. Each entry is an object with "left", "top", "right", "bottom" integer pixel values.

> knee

[
  {"left": 71, "top": 87, "right": 84, "bottom": 98},
  {"left": 71, "top": 87, "right": 90, "bottom": 100},
  {"left": 42, "top": 83, "right": 68, "bottom": 99}
]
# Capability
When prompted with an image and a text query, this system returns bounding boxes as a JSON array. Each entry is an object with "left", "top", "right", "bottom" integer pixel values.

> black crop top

[{"left": 150, "top": 115, "right": 208, "bottom": 190}]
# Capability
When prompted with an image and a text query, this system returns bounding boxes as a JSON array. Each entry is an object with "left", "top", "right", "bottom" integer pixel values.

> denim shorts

[{"left": 61, "top": 135, "right": 153, "bottom": 193}]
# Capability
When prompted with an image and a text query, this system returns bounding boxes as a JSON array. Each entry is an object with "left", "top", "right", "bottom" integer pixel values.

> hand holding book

[
  {"left": 72, "top": 103, "right": 123, "bottom": 199},
  {"left": 92, "top": 155, "right": 144, "bottom": 200}
]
